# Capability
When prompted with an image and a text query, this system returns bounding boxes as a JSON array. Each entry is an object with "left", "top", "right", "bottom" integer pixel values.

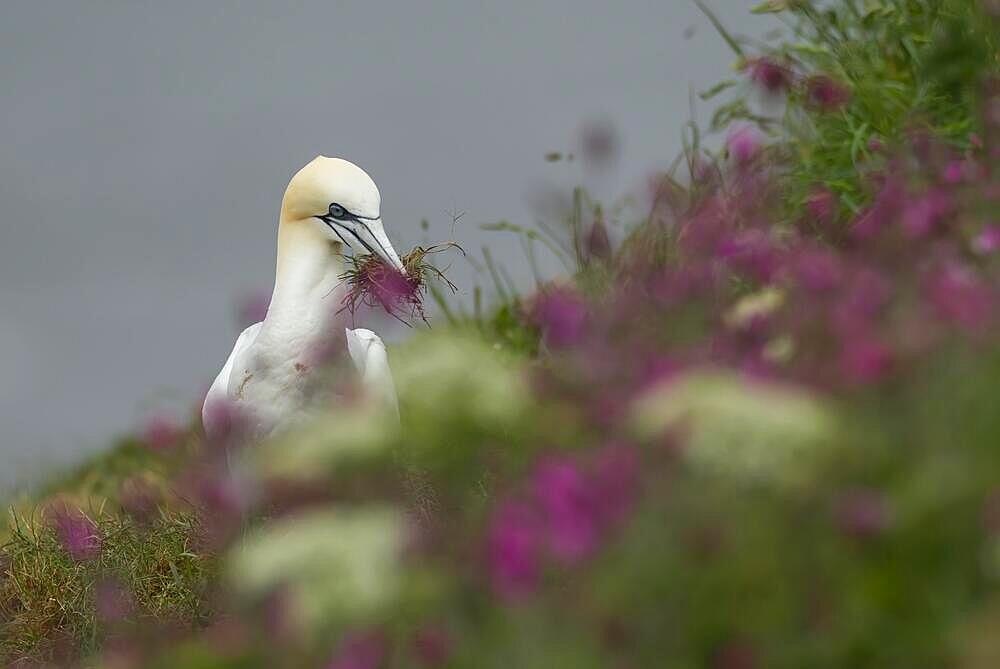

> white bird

[{"left": 202, "top": 156, "right": 404, "bottom": 442}]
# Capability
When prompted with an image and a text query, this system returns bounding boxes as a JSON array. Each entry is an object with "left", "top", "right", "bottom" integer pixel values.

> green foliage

[
  {"left": 0, "top": 509, "right": 215, "bottom": 664},
  {"left": 702, "top": 0, "right": 1000, "bottom": 227}
]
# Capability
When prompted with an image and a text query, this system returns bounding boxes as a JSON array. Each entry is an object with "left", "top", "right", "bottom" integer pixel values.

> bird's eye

[{"left": 328, "top": 203, "right": 349, "bottom": 220}]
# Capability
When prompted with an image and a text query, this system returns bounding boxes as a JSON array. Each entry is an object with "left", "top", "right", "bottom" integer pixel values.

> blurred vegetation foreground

[{"left": 3, "top": 1, "right": 1000, "bottom": 667}]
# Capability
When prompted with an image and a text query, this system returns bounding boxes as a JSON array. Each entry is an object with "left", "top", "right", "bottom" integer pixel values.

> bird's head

[{"left": 280, "top": 156, "right": 405, "bottom": 273}]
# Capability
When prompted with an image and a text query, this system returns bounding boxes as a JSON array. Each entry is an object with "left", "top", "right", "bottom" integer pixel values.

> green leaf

[
  {"left": 789, "top": 42, "right": 832, "bottom": 56},
  {"left": 750, "top": 0, "right": 787, "bottom": 13},
  {"left": 698, "top": 80, "right": 738, "bottom": 101}
]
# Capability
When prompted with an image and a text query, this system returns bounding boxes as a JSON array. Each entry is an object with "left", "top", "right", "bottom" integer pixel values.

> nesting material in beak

[
  {"left": 361, "top": 220, "right": 406, "bottom": 275},
  {"left": 340, "top": 243, "right": 463, "bottom": 325}
]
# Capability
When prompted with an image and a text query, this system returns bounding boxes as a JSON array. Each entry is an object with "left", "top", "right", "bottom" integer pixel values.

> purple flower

[
  {"left": 972, "top": 225, "right": 1000, "bottom": 254},
  {"left": 726, "top": 125, "right": 763, "bottom": 164},
  {"left": 867, "top": 136, "right": 884, "bottom": 153},
  {"left": 791, "top": 247, "right": 844, "bottom": 292},
  {"left": 532, "top": 458, "right": 598, "bottom": 562},
  {"left": 326, "top": 630, "right": 385, "bottom": 669},
  {"left": 942, "top": 160, "right": 966, "bottom": 184},
  {"left": 833, "top": 269, "right": 891, "bottom": 336},
  {"left": 805, "top": 187, "right": 837, "bottom": 222},
  {"left": 487, "top": 500, "right": 542, "bottom": 597},
  {"left": 592, "top": 444, "right": 639, "bottom": 527},
  {"left": 746, "top": 57, "right": 792, "bottom": 94},
  {"left": 839, "top": 337, "right": 892, "bottom": 384},
  {"left": 805, "top": 74, "right": 850, "bottom": 111},
  {"left": 47, "top": 502, "right": 102, "bottom": 561},
  {"left": 716, "top": 229, "right": 780, "bottom": 281},
  {"left": 900, "top": 189, "right": 950, "bottom": 238},
  {"left": 530, "top": 288, "right": 587, "bottom": 348},
  {"left": 141, "top": 414, "right": 181, "bottom": 451},
  {"left": 193, "top": 466, "right": 254, "bottom": 518},
  {"left": 832, "top": 489, "right": 892, "bottom": 539},
  {"left": 927, "top": 263, "right": 993, "bottom": 329},
  {"left": 851, "top": 175, "right": 905, "bottom": 240}
]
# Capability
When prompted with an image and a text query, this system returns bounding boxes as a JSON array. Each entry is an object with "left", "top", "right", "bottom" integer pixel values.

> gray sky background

[{"left": 0, "top": 1, "right": 771, "bottom": 489}]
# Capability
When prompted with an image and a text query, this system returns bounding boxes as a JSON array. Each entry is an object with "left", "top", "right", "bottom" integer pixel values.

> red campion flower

[
  {"left": 46, "top": 502, "right": 102, "bottom": 561},
  {"left": 529, "top": 287, "right": 588, "bottom": 348},
  {"left": 804, "top": 74, "right": 850, "bottom": 111},
  {"left": 325, "top": 630, "right": 386, "bottom": 669},
  {"left": 726, "top": 125, "right": 763, "bottom": 164},
  {"left": 141, "top": 414, "right": 182, "bottom": 451},
  {"left": 746, "top": 56, "right": 793, "bottom": 94},
  {"left": 487, "top": 500, "right": 542, "bottom": 597}
]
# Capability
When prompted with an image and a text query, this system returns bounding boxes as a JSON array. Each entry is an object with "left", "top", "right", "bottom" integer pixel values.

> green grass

[{"left": 1, "top": 508, "right": 215, "bottom": 665}]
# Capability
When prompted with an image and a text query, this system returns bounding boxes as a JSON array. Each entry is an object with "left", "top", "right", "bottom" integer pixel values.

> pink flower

[
  {"left": 47, "top": 502, "right": 102, "bottom": 561},
  {"left": 487, "top": 500, "right": 542, "bottom": 597},
  {"left": 972, "top": 225, "right": 1000, "bottom": 254},
  {"left": 839, "top": 337, "right": 892, "bottom": 384},
  {"left": 326, "top": 630, "right": 385, "bottom": 669},
  {"left": 791, "top": 247, "right": 844, "bottom": 292},
  {"left": 942, "top": 160, "right": 965, "bottom": 184},
  {"left": 867, "top": 136, "right": 884, "bottom": 153},
  {"left": 805, "top": 74, "right": 850, "bottom": 110},
  {"left": 193, "top": 466, "right": 254, "bottom": 518},
  {"left": 850, "top": 175, "right": 904, "bottom": 240},
  {"left": 746, "top": 57, "right": 792, "bottom": 94},
  {"left": 726, "top": 125, "right": 762, "bottom": 164},
  {"left": 592, "top": 444, "right": 639, "bottom": 527},
  {"left": 141, "top": 414, "right": 182, "bottom": 451},
  {"left": 532, "top": 458, "right": 598, "bottom": 563},
  {"left": 805, "top": 187, "right": 837, "bottom": 222},
  {"left": 530, "top": 288, "right": 587, "bottom": 348},
  {"left": 716, "top": 230, "right": 780, "bottom": 281},
  {"left": 832, "top": 269, "right": 891, "bottom": 336},
  {"left": 900, "top": 189, "right": 951, "bottom": 238},
  {"left": 927, "top": 263, "right": 993, "bottom": 329}
]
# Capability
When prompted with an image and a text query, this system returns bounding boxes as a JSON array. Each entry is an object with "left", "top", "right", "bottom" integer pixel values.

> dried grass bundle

[{"left": 340, "top": 243, "right": 462, "bottom": 324}]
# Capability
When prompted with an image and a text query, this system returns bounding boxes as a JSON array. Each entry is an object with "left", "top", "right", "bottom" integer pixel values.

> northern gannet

[{"left": 202, "top": 156, "right": 403, "bottom": 441}]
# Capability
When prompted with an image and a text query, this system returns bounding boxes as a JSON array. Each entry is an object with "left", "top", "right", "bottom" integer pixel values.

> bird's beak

[
  {"left": 319, "top": 215, "right": 407, "bottom": 275},
  {"left": 355, "top": 218, "right": 406, "bottom": 275}
]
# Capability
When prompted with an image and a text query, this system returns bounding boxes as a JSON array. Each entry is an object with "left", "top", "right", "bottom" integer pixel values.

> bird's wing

[
  {"left": 202, "top": 322, "right": 263, "bottom": 439},
  {"left": 345, "top": 328, "right": 399, "bottom": 418}
]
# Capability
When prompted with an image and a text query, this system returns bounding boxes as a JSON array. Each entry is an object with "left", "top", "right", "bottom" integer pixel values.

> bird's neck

[{"left": 262, "top": 220, "right": 346, "bottom": 345}]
